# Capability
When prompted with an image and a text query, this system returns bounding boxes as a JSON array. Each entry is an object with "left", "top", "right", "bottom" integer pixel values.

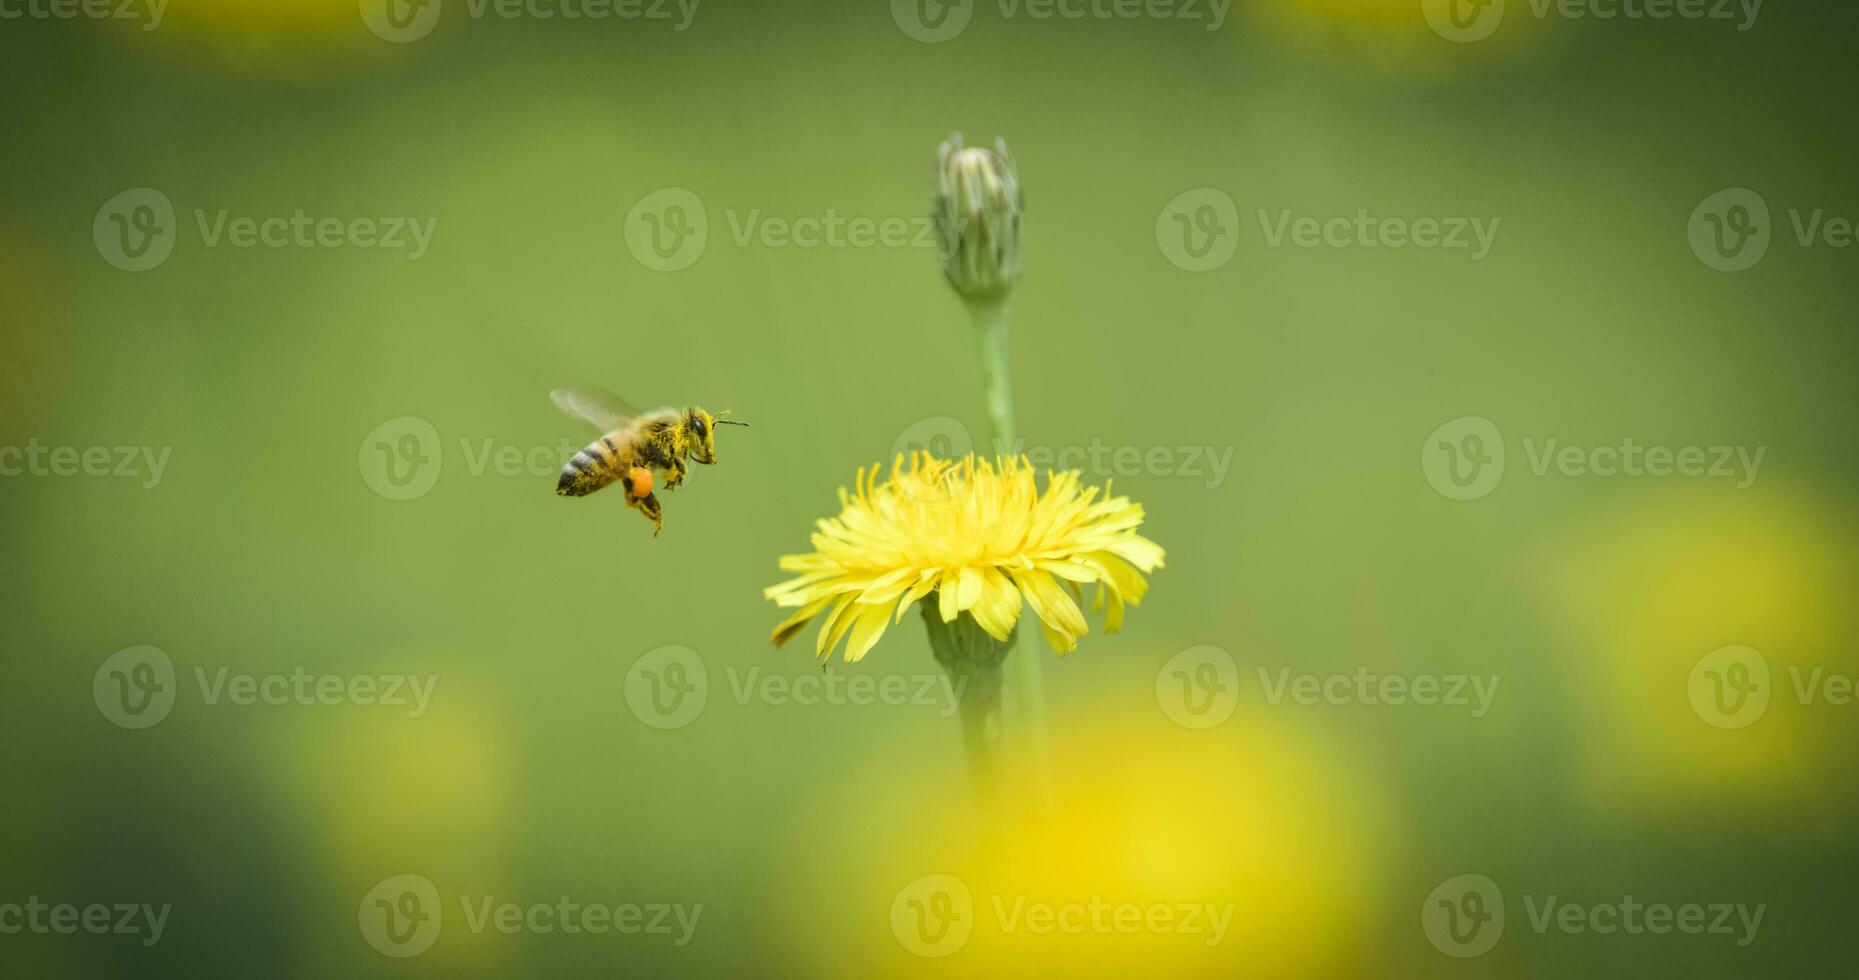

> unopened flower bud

[{"left": 934, "top": 133, "right": 1023, "bottom": 304}]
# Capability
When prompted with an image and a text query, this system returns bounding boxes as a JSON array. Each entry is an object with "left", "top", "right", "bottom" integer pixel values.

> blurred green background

[{"left": 3, "top": 0, "right": 1857, "bottom": 976}]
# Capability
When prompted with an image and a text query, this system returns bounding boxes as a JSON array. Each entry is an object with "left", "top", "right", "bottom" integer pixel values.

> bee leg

[
  {"left": 663, "top": 459, "right": 688, "bottom": 491},
  {"left": 635, "top": 492, "right": 664, "bottom": 536},
  {"left": 621, "top": 467, "right": 664, "bottom": 536}
]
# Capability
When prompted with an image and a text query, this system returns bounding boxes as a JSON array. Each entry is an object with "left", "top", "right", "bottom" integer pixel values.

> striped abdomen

[{"left": 556, "top": 432, "right": 630, "bottom": 497}]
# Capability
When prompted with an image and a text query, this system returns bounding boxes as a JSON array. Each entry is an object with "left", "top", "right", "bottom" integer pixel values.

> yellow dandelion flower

[{"left": 764, "top": 452, "right": 1164, "bottom": 662}]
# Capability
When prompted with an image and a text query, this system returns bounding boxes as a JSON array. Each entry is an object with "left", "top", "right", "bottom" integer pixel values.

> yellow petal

[
  {"left": 859, "top": 569, "right": 918, "bottom": 603},
  {"left": 770, "top": 593, "right": 835, "bottom": 647},
  {"left": 843, "top": 601, "right": 895, "bottom": 663},
  {"left": 1104, "top": 586, "right": 1125, "bottom": 633},
  {"left": 894, "top": 574, "right": 939, "bottom": 625},
  {"left": 1107, "top": 533, "right": 1165, "bottom": 572},
  {"left": 865, "top": 566, "right": 917, "bottom": 592},
  {"left": 1080, "top": 551, "right": 1150, "bottom": 606},
  {"left": 763, "top": 569, "right": 839, "bottom": 601},
  {"left": 1011, "top": 568, "right": 1088, "bottom": 645},
  {"left": 815, "top": 595, "right": 858, "bottom": 660},
  {"left": 953, "top": 565, "right": 985, "bottom": 611},
  {"left": 970, "top": 567, "right": 1023, "bottom": 641},
  {"left": 1038, "top": 616, "right": 1078, "bottom": 654},
  {"left": 1035, "top": 558, "right": 1099, "bottom": 583}
]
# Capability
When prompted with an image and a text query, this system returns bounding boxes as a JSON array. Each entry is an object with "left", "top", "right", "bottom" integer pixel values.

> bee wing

[{"left": 550, "top": 387, "right": 642, "bottom": 431}]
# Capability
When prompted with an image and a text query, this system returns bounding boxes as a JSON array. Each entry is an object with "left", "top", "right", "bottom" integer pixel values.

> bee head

[{"left": 685, "top": 407, "right": 747, "bottom": 465}]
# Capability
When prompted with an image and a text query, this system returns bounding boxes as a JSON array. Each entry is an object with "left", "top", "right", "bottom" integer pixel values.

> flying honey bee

[{"left": 550, "top": 387, "right": 748, "bottom": 535}]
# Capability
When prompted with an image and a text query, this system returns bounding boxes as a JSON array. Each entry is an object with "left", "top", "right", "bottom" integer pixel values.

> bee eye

[{"left": 692, "top": 416, "right": 707, "bottom": 437}]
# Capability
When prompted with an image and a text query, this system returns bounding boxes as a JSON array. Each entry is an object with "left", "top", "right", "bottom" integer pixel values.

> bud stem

[
  {"left": 968, "top": 299, "right": 1017, "bottom": 453},
  {"left": 965, "top": 297, "right": 1052, "bottom": 809}
]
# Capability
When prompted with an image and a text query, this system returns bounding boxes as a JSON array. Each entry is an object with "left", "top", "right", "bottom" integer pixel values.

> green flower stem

[
  {"left": 966, "top": 298, "right": 1052, "bottom": 808},
  {"left": 968, "top": 298, "right": 1018, "bottom": 453},
  {"left": 922, "top": 606, "right": 1005, "bottom": 805}
]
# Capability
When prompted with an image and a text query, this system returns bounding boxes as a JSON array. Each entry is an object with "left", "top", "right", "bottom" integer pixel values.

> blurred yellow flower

[
  {"left": 1539, "top": 486, "right": 1858, "bottom": 817},
  {"left": 771, "top": 706, "right": 1393, "bottom": 978},
  {"left": 765, "top": 453, "right": 1164, "bottom": 661}
]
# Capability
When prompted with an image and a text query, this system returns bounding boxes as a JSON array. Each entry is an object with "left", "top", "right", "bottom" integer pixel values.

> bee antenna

[{"left": 712, "top": 410, "right": 750, "bottom": 427}]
